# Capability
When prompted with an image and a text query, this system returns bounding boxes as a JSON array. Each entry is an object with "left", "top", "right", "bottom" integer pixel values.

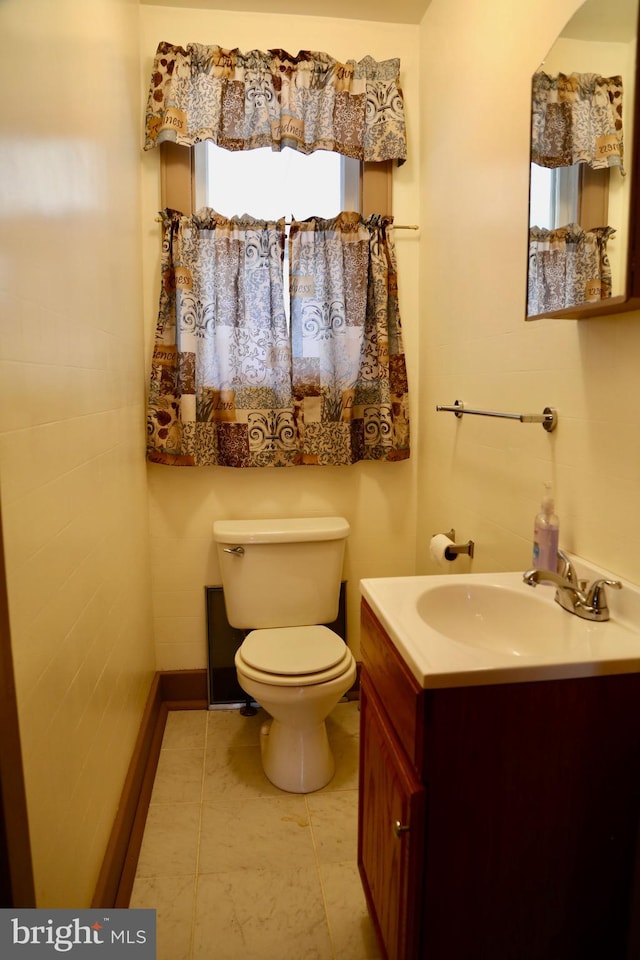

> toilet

[{"left": 213, "top": 517, "right": 357, "bottom": 793}]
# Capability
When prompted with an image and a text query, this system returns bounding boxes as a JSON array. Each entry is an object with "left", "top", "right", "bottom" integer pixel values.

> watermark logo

[{"left": 0, "top": 910, "right": 156, "bottom": 958}]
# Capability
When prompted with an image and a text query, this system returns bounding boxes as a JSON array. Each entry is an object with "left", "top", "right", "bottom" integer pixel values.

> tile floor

[{"left": 129, "top": 701, "right": 381, "bottom": 960}]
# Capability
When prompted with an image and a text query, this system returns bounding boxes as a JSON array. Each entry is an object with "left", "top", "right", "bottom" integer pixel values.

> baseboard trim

[
  {"left": 159, "top": 668, "right": 208, "bottom": 709},
  {"left": 92, "top": 668, "right": 207, "bottom": 908}
]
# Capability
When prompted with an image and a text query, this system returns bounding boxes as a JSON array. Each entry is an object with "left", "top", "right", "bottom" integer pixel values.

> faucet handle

[
  {"left": 585, "top": 578, "right": 623, "bottom": 614},
  {"left": 556, "top": 550, "right": 577, "bottom": 584}
]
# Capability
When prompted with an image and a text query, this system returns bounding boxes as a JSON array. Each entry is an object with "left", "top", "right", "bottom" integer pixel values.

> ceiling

[{"left": 140, "top": 0, "right": 432, "bottom": 26}]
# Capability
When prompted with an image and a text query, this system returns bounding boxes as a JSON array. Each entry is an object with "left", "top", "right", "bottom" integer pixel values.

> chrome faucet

[{"left": 523, "top": 556, "right": 622, "bottom": 622}]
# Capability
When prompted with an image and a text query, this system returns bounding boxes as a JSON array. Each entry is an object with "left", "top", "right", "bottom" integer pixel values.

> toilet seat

[{"left": 236, "top": 626, "right": 354, "bottom": 687}]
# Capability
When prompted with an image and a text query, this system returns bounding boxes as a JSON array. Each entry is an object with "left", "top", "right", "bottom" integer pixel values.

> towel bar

[{"left": 436, "top": 401, "right": 557, "bottom": 432}]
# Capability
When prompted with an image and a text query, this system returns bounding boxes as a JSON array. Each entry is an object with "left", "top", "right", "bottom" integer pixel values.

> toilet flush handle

[{"left": 223, "top": 546, "right": 245, "bottom": 557}]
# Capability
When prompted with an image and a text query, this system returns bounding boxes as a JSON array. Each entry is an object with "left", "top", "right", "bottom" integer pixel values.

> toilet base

[{"left": 260, "top": 718, "right": 335, "bottom": 793}]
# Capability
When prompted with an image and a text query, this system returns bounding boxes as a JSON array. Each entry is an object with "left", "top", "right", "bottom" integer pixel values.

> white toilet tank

[{"left": 213, "top": 517, "right": 349, "bottom": 629}]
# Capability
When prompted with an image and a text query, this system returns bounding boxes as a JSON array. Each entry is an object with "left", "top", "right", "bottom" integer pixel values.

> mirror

[{"left": 526, "top": 0, "right": 640, "bottom": 319}]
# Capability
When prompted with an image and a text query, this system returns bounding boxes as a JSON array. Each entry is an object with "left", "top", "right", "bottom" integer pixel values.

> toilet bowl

[
  {"left": 235, "top": 626, "right": 356, "bottom": 793},
  {"left": 213, "top": 517, "right": 355, "bottom": 793}
]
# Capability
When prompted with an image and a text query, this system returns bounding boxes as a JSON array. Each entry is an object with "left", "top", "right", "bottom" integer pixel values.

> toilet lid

[{"left": 240, "top": 626, "right": 348, "bottom": 676}]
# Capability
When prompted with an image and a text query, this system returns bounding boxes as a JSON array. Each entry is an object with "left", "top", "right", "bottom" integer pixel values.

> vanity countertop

[{"left": 360, "top": 557, "right": 640, "bottom": 689}]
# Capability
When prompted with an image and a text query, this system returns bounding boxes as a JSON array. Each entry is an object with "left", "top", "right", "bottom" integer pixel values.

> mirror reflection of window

[
  {"left": 526, "top": 0, "right": 638, "bottom": 318},
  {"left": 529, "top": 163, "right": 579, "bottom": 229}
]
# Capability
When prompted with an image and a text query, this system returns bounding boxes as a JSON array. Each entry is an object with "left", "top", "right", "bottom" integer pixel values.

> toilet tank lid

[{"left": 213, "top": 517, "right": 350, "bottom": 544}]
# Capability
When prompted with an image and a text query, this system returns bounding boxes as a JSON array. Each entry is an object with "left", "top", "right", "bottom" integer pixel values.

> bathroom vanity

[{"left": 358, "top": 568, "right": 640, "bottom": 960}]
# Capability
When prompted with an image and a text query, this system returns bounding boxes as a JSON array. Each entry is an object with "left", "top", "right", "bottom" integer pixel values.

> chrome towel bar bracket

[{"left": 436, "top": 401, "right": 557, "bottom": 432}]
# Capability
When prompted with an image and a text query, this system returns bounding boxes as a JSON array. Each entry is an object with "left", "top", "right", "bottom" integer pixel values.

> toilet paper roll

[{"left": 429, "top": 533, "right": 455, "bottom": 567}]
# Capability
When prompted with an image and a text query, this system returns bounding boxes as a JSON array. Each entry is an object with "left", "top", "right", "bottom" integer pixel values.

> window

[
  {"left": 159, "top": 143, "right": 392, "bottom": 220},
  {"left": 190, "top": 144, "right": 365, "bottom": 321},
  {"left": 149, "top": 145, "right": 409, "bottom": 468},
  {"left": 194, "top": 142, "right": 361, "bottom": 219}
]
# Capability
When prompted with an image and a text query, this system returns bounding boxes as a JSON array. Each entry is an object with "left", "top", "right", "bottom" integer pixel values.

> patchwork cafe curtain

[
  {"left": 527, "top": 223, "right": 614, "bottom": 315},
  {"left": 531, "top": 72, "right": 624, "bottom": 172},
  {"left": 144, "top": 42, "right": 406, "bottom": 164},
  {"left": 147, "top": 210, "right": 410, "bottom": 467},
  {"left": 289, "top": 213, "right": 409, "bottom": 464},
  {"left": 147, "top": 209, "right": 298, "bottom": 467}
]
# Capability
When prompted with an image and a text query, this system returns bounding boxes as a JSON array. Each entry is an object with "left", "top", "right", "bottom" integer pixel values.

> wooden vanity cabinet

[
  {"left": 358, "top": 599, "right": 640, "bottom": 960},
  {"left": 358, "top": 676, "right": 425, "bottom": 960}
]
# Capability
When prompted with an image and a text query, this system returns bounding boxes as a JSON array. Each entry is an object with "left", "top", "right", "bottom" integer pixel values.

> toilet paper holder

[{"left": 440, "top": 529, "right": 475, "bottom": 560}]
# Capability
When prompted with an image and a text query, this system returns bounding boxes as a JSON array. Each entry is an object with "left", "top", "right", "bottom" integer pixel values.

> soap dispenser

[{"left": 532, "top": 481, "right": 559, "bottom": 572}]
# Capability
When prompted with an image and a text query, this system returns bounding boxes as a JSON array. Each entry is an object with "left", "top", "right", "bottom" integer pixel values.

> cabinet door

[{"left": 358, "top": 675, "right": 426, "bottom": 960}]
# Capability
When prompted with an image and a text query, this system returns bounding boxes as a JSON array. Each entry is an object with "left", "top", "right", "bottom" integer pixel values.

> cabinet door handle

[{"left": 393, "top": 820, "right": 410, "bottom": 838}]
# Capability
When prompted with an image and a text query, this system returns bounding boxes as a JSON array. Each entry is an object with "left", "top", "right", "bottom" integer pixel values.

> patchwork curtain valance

[
  {"left": 144, "top": 42, "right": 407, "bottom": 164},
  {"left": 531, "top": 72, "right": 624, "bottom": 172},
  {"left": 527, "top": 223, "right": 614, "bottom": 315}
]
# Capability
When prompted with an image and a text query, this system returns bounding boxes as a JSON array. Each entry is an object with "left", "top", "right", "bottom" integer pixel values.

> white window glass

[
  {"left": 194, "top": 143, "right": 361, "bottom": 322},
  {"left": 194, "top": 142, "right": 360, "bottom": 219}
]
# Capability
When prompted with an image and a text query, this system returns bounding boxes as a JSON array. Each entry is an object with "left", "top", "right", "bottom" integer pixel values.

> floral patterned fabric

[
  {"left": 147, "top": 209, "right": 298, "bottom": 467},
  {"left": 144, "top": 42, "right": 407, "bottom": 164},
  {"left": 531, "top": 72, "right": 624, "bottom": 172},
  {"left": 147, "top": 210, "right": 410, "bottom": 466},
  {"left": 289, "top": 213, "right": 409, "bottom": 464},
  {"left": 527, "top": 223, "right": 614, "bottom": 315}
]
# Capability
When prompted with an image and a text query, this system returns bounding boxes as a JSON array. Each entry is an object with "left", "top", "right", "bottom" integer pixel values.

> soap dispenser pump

[{"left": 532, "top": 481, "right": 559, "bottom": 572}]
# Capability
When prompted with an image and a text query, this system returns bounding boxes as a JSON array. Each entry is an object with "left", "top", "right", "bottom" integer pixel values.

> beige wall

[
  {"left": 0, "top": 0, "right": 156, "bottom": 905},
  {"left": 140, "top": 6, "right": 421, "bottom": 668},
  {"left": 3, "top": 0, "right": 639, "bottom": 909},
  {"left": 417, "top": 0, "right": 640, "bottom": 582}
]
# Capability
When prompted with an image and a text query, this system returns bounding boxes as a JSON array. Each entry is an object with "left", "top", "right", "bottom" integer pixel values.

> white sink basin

[
  {"left": 416, "top": 582, "right": 568, "bottom": 657},
  {"left": 360, "top": 558, "right": 640, "bottom": 688}
]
